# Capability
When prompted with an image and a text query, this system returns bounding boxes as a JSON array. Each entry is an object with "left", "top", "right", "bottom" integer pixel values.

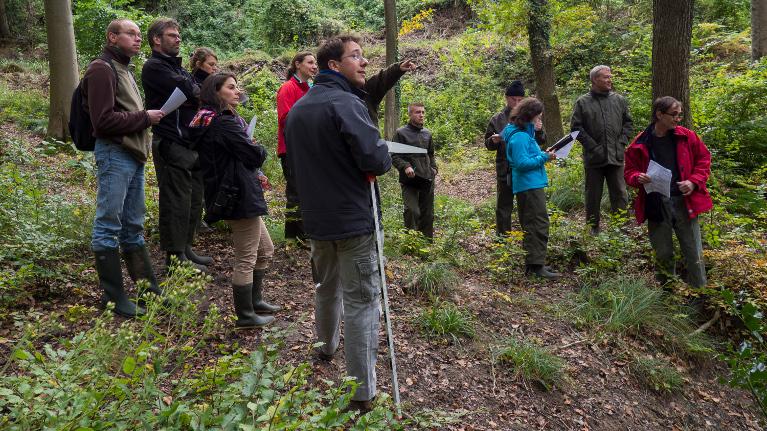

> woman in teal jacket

[{"left": 501, "top": 97, "right": 561, "bottom": 280}]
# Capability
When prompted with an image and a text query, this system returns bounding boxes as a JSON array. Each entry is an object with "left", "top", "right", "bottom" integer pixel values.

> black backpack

[{"left": 69, "top": 58, "right": 118, "bottom": 151}]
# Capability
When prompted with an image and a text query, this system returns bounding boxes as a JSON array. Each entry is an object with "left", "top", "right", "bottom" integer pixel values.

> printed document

[{"left": 643, "top": 160, "right": 672, "bottom": 197}]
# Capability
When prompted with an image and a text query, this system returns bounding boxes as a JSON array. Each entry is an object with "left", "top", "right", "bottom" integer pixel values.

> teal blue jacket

[{"left": 502, "top": 122, "right": 549, "bottom": 194}]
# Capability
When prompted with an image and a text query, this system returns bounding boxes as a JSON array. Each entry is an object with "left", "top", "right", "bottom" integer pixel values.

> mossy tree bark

[
  {"left": 754, "top": 0, "right": 767, "bottom": 61},
  {"left": 43, "top": 0, "right": 79, "bottom": 139},
  {"left": 526, "top": 0, "right": 563, "bottom": 145},
  {"left": 651, "top": 0, "right": 693, "bottom": 128},
  {"left": 384, "top": 0, "right": 399, "bottom": 140},
  {"left": 0, "top": 0, "right": 10, "bottom": 39}
]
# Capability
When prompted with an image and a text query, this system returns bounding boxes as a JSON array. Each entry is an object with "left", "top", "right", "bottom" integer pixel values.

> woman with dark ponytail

[
  {"left": 276, "top": 52, "right": 317, "bottom": 243},
  {"left": 189, "top": 47, "right": 218, "bottom": 85},
  {"left": 190, "top": 72, "right": 281, "bottom": 329}
]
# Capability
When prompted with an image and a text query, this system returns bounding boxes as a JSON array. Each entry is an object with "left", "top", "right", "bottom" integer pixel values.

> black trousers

[
  {"left": 584, "top": 164, "right": 628, "bottom": 229},
  {"left": 495, "top": 178, "right": 515, "bottom": 236},
  {"left": 280, "top": 155, "right": 304, "bottom": 239},
  {"left": 152, "top": 136, "right": 203, "bottom": 253},
  {"left": 401, "top": 181, "right": 434, "bottom": 238},
  {"left": 516, "top": 188, "right": 549, "bottom": 266}
]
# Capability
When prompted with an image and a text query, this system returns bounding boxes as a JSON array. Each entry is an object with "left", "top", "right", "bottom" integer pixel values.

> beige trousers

[{"left": 226, "top": 217, "right": 274, "bottom": 285}]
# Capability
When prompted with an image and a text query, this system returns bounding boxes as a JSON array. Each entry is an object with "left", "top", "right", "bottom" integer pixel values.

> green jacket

[
  {"left": 362, "top": 62, "right": 406, "bottom": 125},
  {"left": 392, "top": 123, "right": 437, "bottom": 186},
  {"left": 570, "top": 90, "right": 633, "bottom": 168}
]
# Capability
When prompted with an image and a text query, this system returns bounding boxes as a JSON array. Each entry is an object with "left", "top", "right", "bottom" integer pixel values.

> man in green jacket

[
  {"left": 392, "top": 103, "right": 437, "bottom": 238},
  {"left": 570, "top": 65, "right": 633, "bottom": 233}
]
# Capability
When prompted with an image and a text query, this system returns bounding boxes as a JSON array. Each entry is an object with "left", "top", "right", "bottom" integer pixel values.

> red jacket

[
  {"left": 276, "top": 75, "right": 310, "bottom": 156},
  {"left": 624, "top": 125, "right": 713, "bottom": 224}
]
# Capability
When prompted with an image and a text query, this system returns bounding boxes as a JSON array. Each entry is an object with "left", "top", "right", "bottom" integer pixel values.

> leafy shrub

[
  {"left": 2, "top": 0, "right": 45, "bottom": 44},
  {"left": 0, "top": 267, "right": 404, "bottom": 429},
  {"left": 493, "top": 337, "right": 567, "bottom": 391},
  {"left": 405, "top": 260, "right": 459, "bottom": 298},
  {"left": 73, "top": 0, "right": 156, "bottom": 61},
  {"left": 251, "top": 0, "right": 344, "bottom": 53},
  {"left": 629, "top": 355, "right": 684, "bottom": 394},
  {"left": 238, "top": 67, "right": 282, "bottom": 184},
  {"left": 419, "top": 300, "right": 476, "bottom": 343},
  {"left": 485, "top": 230, "right": 526, "bottom": 283}
]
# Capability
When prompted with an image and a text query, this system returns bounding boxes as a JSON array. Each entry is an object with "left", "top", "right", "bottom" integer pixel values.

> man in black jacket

[
  {"left": 484, "top": 81, "right": 545, "bottom": 237},
  {"left": 392, "top": 102, "right": 437, "bottom": 238},
  {"left": 141, "top": 18, "right": 210, "bottom": 270},
  {"left": 285, "top": 35, "right": 392, "bottom": 413}
]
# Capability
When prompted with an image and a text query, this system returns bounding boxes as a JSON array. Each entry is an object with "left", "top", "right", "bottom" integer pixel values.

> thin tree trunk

[
  {"left": 526, "top": 0, "right": 564, "bottom": 145},
  {"left": 753, "top": 0, "right": 767, "bottom": 61},
  {"left": 44, "top": 0, "right": 79, "bottom": 139},
  {"left": 0, "top": 0, "right": 11, "bottom": 39},
  {"left": 383, "top": 0, "right": 398, "bottom": 140},
  {"left": 651, "top": 0, "right": 693, "bottom": 128}
]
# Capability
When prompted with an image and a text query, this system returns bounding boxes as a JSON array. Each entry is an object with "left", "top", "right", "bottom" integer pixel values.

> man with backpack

[
  {"left": 141, "top": 18, "right": 210, "bottom": 271},
  {"left": 80, "top": 19, "right": 164, "bottom": 317}
]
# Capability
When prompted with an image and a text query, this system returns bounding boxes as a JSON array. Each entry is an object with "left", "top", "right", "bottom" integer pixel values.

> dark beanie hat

[{"left": 505, "top": 80, "right": 525, "bottom": 97}]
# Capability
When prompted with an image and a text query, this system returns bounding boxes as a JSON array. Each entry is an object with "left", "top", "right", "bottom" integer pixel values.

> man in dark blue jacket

[
  {"left": 141, "top": 18, "right": 210, "bottom": 271},
  {"left": 285, "top": 35, "right": 391, "bottom": 413}
]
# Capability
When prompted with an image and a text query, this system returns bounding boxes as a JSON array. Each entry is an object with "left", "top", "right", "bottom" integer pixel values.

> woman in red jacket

[
  {"left": 624, "top": 96, "right": 712, "bottom": 288},
  {"left": 277, "top": 52, "right": 317, "bottom": 242}
]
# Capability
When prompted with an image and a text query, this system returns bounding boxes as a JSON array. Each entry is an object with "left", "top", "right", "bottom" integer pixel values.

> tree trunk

[
  {"left": 44, "top": 0, "right": 79, "bottom": 139},
  {"left": 652, "top": 0, "right": 693, "bottom": 128},
  {"left": 383, "top": 0, "right": 398, "bottom": 140},
  {"left": 0, "top": 0, "right": 11, "bottom": 39},
  {"left": 526, "top": 0, "right": 564, "bottom": 145},
  {"left": 754, "top": 0, "right": 767, "bottom": 61}
]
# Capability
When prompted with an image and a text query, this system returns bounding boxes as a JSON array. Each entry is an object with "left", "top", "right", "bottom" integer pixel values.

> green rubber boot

[
  {"left": 122, "top": 245, "right": 163, "bottom": 296},
  {"left": 252, "top": 269, "right": 282, "bottom": 313},
  {"left": 232, "top": 283, "right": 274, "bottom": 328},
  {"left": 95, "top": 248, "right": 144, "bottom": 317}
]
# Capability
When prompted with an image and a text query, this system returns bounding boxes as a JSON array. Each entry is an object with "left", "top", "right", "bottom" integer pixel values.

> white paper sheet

[
  {"left": 385, "top": 141, "right": 427, "bottom": 154},
  {"left": 548, "top": 131, "right": 579, "bottom": 152},
  {"left": 246, "top": 115, "right": 257, "bottom": 139},
  {"left": 159, "top": 87, "right": 187, "bottom": 115},
  {"left": 554, "top": 141, "right": 575, "bottom": 159},
  {"left": 643, "top": 160, "right": 673, "bottom": 197}
]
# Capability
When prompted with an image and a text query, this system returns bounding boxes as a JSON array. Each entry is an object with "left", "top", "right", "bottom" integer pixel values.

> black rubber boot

[
  {"left": 185, "top": 245, "right": 213, "bottom": 266},
  {"left": 123, "top": 245, "right": 162, "bottom": 296},
  {"left": 525, "top": 264, "right": 562, "bottom": 280},
  {"left": 166, "top": 251, "right": 207, "bottom": 273},
  {"left": 252, "top": 269, "right": 281, "bottom": 313},
  {"left": 95, "top": 249, "right": 144, "bottom": 317},
  {"left": 232, "top": 283, "right": 274, "bottom": 328}
]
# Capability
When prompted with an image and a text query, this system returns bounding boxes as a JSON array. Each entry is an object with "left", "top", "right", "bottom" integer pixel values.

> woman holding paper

[
  {"left": 502, "top": 97, "right": 561, "bottom": 280},
  {"left": 624, "top": 96, "right": 712, "bottom": 288},
  {"left": 277, "top": 52, "right": 317, "bottom": 243},
  {"left": 190, "top": 72, "right": 281, "bottom": 328}
]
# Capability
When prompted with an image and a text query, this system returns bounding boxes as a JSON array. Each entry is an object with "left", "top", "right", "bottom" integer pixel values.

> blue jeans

[{"left": 91, "top": 139, "right": 147, "bottom": 252}]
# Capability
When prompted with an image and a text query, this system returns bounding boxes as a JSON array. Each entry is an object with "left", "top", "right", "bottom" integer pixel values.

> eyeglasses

[
  {"left": 118, "top": 31, "right": 142, "bottom": 39},
  {"left": 163, "top": 33, "right": 182, "bottom": 40},
  {"left": 342, "top": 53, "right": 367, "bottom": 63},
  {"left": 663, "top": 111, "right": 683, "bottom": 119}
]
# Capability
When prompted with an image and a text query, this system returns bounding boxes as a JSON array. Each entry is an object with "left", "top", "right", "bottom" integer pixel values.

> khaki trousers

[{"left": 227, "top": 217, "right": 274, "bottom": 285}]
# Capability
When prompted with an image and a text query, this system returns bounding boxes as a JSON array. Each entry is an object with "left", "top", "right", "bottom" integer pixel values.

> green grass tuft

[
  {"left": 629, "top": 356, "right": 685, "bottom": 394},
  {"left": 493, "top": 338, "right": 567, "bottom": 391},
  {"left": 419, "top": 301, "right": 476, "bottom": 344},
  {"left": 406, "top": 260, "right": 460, "bottom": 298}
]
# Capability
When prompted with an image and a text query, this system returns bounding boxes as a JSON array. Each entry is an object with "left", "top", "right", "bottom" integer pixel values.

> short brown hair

[
  {"left": 651, "top": 96, "right": 681, "bottom": 123},
  {"left": 190, "top": 47, "right": 217, "bottom": 72},
  {"left": 287, "top": 51, "right": 315, "bottom": 79},
  {"left": 105, "top": 19, "right": 133, "bottom": 44},
  {"left": 317, "top": 35, "right": 360, "bottom": 70},
  {"left": 147, "top": 18, "right": 180, "bottom": 49},
  {"left": 199, "top": 72, "right": 237, "bottom": 112},
  {"left": 510, "top": 97, "right": 544, "bottom": 127},
  {"left": 408, "top": 102, "right": 425, "bottom": 113}
]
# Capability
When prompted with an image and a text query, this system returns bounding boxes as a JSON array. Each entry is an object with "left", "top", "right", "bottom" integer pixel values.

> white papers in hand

[
  {"left": 554, "top": 141, "right": 575, "bottom": 159},
  {"left": 159, "top": 87, "right": 187, "bottom": 114},
  {"left": 643, "top": 160, "right": 673, "bottom": 197},
  {"left": 385, "top": 141, "right": 427, "bottom": 154},
  {"left": 246, "top": 115, "right": 257, "bottom": 139}
]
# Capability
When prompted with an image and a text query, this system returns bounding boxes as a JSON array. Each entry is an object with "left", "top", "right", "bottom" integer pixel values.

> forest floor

[{"left": 0, "top": 121, "right": 763, "bottom": 430}]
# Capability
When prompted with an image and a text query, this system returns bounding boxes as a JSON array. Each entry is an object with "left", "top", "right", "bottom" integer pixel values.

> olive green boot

[
  {"left": 122, "top": 245, "right": 163, "bottom": 297},
  {"left": 252, "top": 269, "right": 282, "bottom": 313},
  {"left": 232, "top": 283, "right": 274, "bottom": 328},
  {"left": 95, "top": 248, "right": 145, "bottom": 317}
]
